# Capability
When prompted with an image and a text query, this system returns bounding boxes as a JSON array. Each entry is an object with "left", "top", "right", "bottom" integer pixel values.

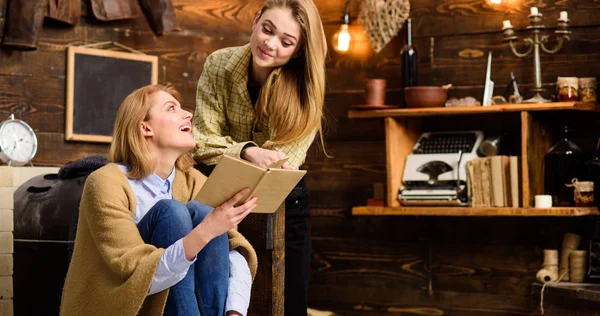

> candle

[
  {"left": 530, "top": 7, "right": 539, "bottom": 15},
  {"left": 503, "top": 20, "right": 513, "bottom": 29},
  {"left": 559, "top": 11, "right": 568, "bottom": 21}
]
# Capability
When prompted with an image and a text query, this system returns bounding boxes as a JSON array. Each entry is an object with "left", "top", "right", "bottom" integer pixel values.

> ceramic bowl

[{"left": 404, "top": 86, "right": 449, "bottom": 108}]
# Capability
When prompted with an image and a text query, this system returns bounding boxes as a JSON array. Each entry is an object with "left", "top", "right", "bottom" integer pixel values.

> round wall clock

[{"left": 0, "top": 114, "right": 38, "bottom": 166}]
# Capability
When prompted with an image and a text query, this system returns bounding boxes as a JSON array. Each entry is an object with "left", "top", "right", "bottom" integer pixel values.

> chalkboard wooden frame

[{"left": 65, "top": 46, "right": 158, "bottom": 143}]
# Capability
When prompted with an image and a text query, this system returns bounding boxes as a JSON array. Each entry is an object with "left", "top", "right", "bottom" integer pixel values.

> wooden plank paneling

[
  {"left": 411, "top": 0, "right": 600, "bottom": 37},
  {"left": 32, "top": 133, "right": 109, "bottom": 166},
  {"left": 0, "top": 75, "right": 65, "bottom": 132},
  {"left": 173, "top": 0, "right": 362, "bottom": 35},
  {"left": 310, "top": 215, "right": 592, "bottom": 314},
  {"left": 304, "top": 140, "right": 386, "bottom": 192},
  {"left": 324, "top": 25, "right": 600, "bottom": 96}
]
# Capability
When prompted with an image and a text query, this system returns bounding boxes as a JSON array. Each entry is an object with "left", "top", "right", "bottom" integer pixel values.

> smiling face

[
  {"left": 141, "top": 90, "right": 195, "bottom": 155},
  {"left": 249, "top": 7, "right": 303, "bottom": 77}
]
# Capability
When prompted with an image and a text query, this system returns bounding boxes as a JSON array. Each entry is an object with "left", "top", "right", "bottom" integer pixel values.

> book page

[
  {"left": 249, "top": 168, "right": 306, "bottom": 213},
  {"left": 194, "top": 155, "right": 265, "bottom": 208},
  {"left": 267, "top": 158, "right": 288, "bottom": 169}
]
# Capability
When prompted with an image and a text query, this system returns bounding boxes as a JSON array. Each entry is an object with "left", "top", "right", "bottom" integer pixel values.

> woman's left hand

[{"left": 241, "top": 146, "right": 291, "bottom": 169}]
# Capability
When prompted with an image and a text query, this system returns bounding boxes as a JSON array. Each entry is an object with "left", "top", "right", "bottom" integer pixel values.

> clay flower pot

[{"left": 364, "top": 79, "right": 387, "bottom": 106}]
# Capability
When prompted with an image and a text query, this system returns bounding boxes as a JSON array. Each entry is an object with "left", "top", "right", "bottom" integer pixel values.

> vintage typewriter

[{"left": 399, "top": 131, "right": 484, "bottom": 206}]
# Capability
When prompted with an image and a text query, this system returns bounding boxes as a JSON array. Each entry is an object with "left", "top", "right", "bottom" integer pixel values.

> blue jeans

[{"left": 137, "top": 200, "right": 229, "bottom": 316}]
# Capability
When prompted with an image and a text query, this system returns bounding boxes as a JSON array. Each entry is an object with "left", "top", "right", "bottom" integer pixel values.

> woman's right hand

[
  {"left": 242, "top": 146, "right": 291, "bottom": 169},
  {"left": 202, "top": 188, "right": 257, "bottom": 237},
  {"left": 183, "top": 188, "right": 257, "bottom": 260}
]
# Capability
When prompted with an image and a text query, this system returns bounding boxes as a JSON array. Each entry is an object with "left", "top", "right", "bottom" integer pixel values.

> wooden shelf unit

[
  {"left": 348, "top": 102, "right": 600, "bottom": 216},
  {"left": 348, "top": 102, "right": 599, "bottom": 119},
  {"left": 352, "top": 206, "right": 600, "bottom": 216}
]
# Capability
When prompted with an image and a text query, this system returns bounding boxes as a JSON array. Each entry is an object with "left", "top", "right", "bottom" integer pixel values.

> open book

[{"left": 194, "top": 155, "right": 307, "bottom": 213}]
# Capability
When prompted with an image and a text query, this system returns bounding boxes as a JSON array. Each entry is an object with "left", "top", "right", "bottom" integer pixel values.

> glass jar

[
  {"left": 556, "top": 77, "right": 579, "bottom": 101},
  {"left": 584, "top": 139, "right": 600, "bottom": 207},
  {"left": 579, "top": 77, "right": 597, "bottom": 104},
  {"left": 566, "top": 179, "right": 595, "bottom": 207}
]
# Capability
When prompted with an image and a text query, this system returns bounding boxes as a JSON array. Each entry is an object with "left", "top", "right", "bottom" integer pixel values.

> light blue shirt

[{"left": 117, "top": 164, "right": 251, "bottom": 315}]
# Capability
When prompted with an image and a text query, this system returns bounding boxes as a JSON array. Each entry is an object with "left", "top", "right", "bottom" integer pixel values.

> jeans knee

[
  {"left": 187, "top": 201, "right": 213, "bottom": 224},
  {"left": 153, "top": 199, "right": 193, "bottom": 232}
]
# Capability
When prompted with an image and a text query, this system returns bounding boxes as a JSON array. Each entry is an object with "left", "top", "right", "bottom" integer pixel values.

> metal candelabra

[{"left": 502, "top": 8, "right": 571, "bottom": 103}]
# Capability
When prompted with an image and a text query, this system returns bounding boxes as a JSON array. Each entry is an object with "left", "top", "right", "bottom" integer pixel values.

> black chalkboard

[{"left": 65, "top": 46, "right": 158, "bottom": 142}]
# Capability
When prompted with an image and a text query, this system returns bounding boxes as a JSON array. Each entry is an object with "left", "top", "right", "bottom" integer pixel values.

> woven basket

[{"left": 359, "top": 0, "right": 411, "bottom": 53}]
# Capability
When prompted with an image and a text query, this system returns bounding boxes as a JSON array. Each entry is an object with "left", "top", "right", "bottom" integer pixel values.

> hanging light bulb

[
  {"left": 333, "top": 24, "right": 351, "bottom": 52},
  {"left": 332, "top": 0, "right": 351, "bottom": 53}
]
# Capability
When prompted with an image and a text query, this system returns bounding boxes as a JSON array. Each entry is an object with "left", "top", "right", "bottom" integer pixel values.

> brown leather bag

[
  {"left": 90, "top": 0, "right": 140, "bottom": 21},
  {"left": 2, "top": 0, "right": 46, "bottom": 50},
  {"left": 46, "top": 0, "right": 80, "bottom": 25},
  {"left": 138, "top": 0, "right": 177, "bottom": 36}
]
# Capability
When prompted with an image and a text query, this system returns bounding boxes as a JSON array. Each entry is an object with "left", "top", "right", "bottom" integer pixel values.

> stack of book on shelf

[{"left": 466, "top": 156, "right": 520, "bottom": 207}]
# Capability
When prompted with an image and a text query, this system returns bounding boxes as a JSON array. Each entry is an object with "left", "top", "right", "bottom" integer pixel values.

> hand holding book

[
  {"left": 241, "top": 146, "right": 292, "bottom": 169},
  {"left": 184, "top": 188, "right": 257, "bottom": 260},
  {"left": 195, "top": 155, "right": 306, "bottom": 213}
]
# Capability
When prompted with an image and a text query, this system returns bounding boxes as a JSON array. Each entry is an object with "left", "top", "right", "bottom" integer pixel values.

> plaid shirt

[{"left": 192, "top": 44, "right": 316, "bottom": 170}]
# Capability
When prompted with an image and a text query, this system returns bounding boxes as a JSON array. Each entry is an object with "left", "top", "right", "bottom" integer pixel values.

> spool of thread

[
  {"left": 536, "top": 268, "right": 554, "bottom": 283},
  {"left": 543, "top": 264, "right": 559, "bottom": 281},
  {"left": 543, "top": 249, "right": 559, "bottom": 266},
  {"left": 541, "top": 249, "right": 559, "bottom": 281},
  {"left": 559, "top": 233, "right": 581, "bottom": 281},
  {"left": 535, "top": 195, "right": 553, "bottom": 208},
  {"left": 569, "top": 250, "right": 587, "bottom": 283}
]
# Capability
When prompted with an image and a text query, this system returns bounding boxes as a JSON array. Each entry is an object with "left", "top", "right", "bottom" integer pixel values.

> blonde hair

[
  {"left": 109, "top": 84, "right": 195, "bottom": 179},
  {"left": 256, "top": 0, "right": 328, "bottom": 149}
]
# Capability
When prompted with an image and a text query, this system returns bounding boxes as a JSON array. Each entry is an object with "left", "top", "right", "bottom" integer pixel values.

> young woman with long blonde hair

[
  {"left": 192, "top": 0, "right": 327, "bottom": 314},
  {"left": 61, "top": 84, "right": 258, "bottom": 316}
]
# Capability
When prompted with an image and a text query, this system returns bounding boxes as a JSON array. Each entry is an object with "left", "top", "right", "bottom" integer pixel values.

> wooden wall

[
  {"left": 309, "top": 0, "right": 600, "bottom": 315},
  {"left": 1, "top": 0, "right": 600, "bottom": 315}
]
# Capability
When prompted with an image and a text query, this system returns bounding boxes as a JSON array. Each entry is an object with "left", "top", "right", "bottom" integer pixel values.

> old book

[
  {"left": 481, "top": 157, "right": 492, "bottom": 207},
  {"left": 194, "top": 155, "right": 306, "bottom": 213},
  {"left": 466, "top": 160, "right": 475, "bottom": 207},
  {"left": 509, "top": 156, "right": 520, "bottom": 207},
  {"left": 490, "top": 156, "right": 505, "bottom": 207},
  {"left": 470, "top": 158, "right": 484, "bottom": 207},
  {"left": 501, "top": 156, "right": 512, "bottom": 207}
]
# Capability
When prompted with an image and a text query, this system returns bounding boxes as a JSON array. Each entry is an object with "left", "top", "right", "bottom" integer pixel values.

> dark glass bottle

[
  {"left": 401, "top": 18, "right": 418, "bottom": 88},
  {"left": 544, "top": 125, "right": 583, "bottom": 206}
]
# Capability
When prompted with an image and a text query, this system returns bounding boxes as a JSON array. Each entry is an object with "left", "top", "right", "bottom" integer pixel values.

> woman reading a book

[
  {"left": 61, "top": 84, "right": 258, "bottom": 316},
  {"left": 191, "top": 0, "right": 327, "bottom": 314}
]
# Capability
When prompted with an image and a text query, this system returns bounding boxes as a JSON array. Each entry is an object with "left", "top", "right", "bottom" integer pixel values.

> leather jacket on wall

[
  {"left": 1, "top": 0, "right": 176, "bottom": 51},
  {"left": 47, "top": 0, "right": 81, "bottom": 25},
  {"left": 138, "top": 0, "right": 178, "bottom": 36},
  {"left": 2, "top": 0, "right": 46, "bottom": 50},
  {"left": 90, "top": 0, "right": 140, "bottom": 21},
  {"left": 90, "top": 0, "right": 178, "bottom": 34}
]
